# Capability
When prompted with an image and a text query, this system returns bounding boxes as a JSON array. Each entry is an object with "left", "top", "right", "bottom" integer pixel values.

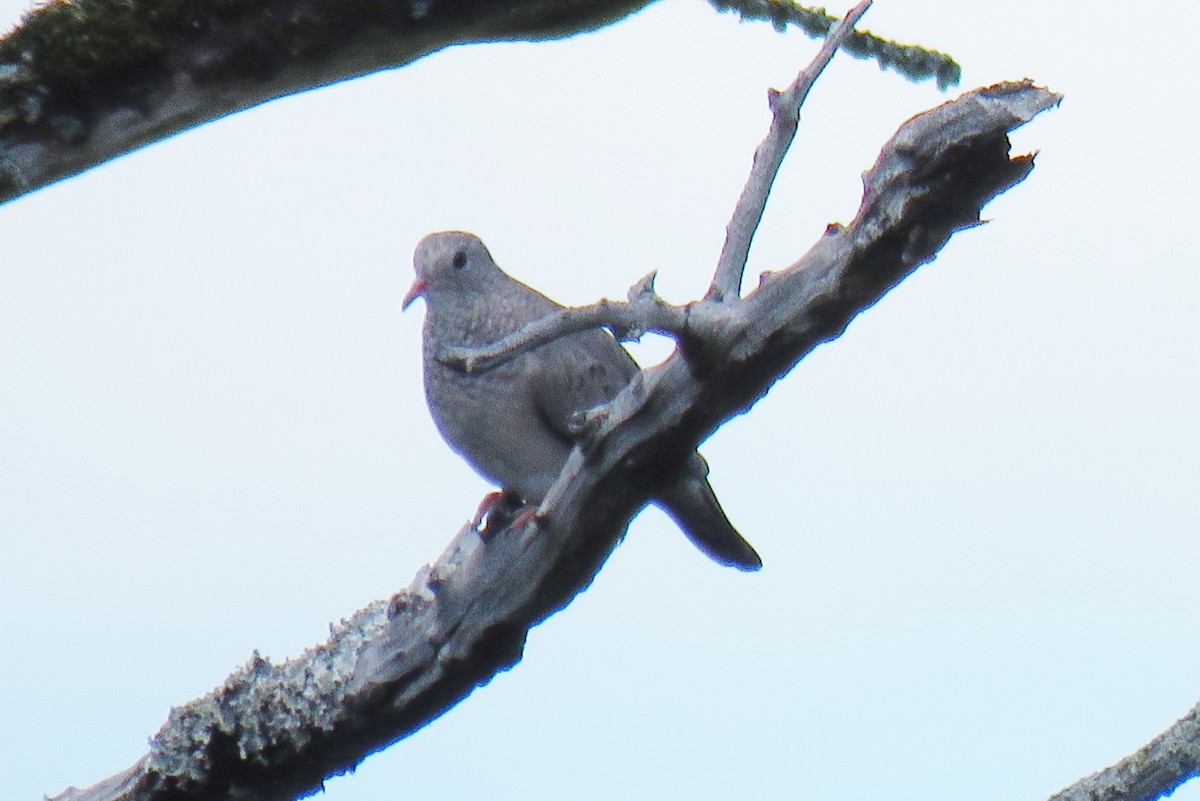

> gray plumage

[{"left": 404, "top": 231, "right": 761, "bottom": 571}]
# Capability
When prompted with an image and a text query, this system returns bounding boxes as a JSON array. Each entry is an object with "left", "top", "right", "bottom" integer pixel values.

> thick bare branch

[
  {"left": 0, "top": 0, "right": 654, "bottom": 205},
  {"left": 707, "top": 0, "right": 871, "bottom": 303},
  {"left": 47, "top": 79, "right": 1057, "bottom": 801}
]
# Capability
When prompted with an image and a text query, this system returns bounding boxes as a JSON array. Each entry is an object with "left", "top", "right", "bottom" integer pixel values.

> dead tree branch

[
  {"left": 47, "top": 77, "right": 1059, "bottom": 801},
  {"left": 1047, "top": 699, "right": 1200, "bottom": 801}
]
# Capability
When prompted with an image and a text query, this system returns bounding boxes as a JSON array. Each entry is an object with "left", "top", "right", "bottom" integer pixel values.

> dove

[{"left": 403, "top": 231, "right": 761, "bottom": 571}]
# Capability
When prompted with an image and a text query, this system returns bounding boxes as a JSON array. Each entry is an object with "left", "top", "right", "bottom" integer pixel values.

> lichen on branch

[{"left": 708, "top": 0, "right": 960, "bottom": 89}]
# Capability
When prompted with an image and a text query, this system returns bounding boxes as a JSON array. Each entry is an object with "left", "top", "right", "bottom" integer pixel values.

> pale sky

[{"left": 2, "top": 2, "right": 1199, "bottom": 800}]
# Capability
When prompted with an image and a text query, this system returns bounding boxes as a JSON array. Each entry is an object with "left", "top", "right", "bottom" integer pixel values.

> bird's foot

[
  {"left": 472, "top": 490, "right": 535, "bottom": 541},
  {"left": 472, "top": 491, "right": 515, "bottom": 530}
]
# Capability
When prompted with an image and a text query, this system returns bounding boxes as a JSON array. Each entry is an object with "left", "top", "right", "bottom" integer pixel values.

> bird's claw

[{"left": 472, "top": 490, "right": 537, "bottom": 541}]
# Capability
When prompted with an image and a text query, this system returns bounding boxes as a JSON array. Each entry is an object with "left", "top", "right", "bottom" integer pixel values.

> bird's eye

[{"left": 452, "top": 249, "right": 468, "bottom": 269}]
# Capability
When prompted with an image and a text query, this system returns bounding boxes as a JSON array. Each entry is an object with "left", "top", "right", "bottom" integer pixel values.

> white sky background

[{"left": 2, "top": 1, "right": 1198, "bottom": 799}]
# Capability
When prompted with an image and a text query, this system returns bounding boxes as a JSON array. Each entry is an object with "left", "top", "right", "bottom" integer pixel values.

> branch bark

[
  {"left": 1048, "top": 699, "right": 1200, "bottom": 801},
  {"left": 0, "top": 0, "right": 654, "bottom": 205},
  {"left": 47, "top": 77, "right": 1060, "bottom": 801}
]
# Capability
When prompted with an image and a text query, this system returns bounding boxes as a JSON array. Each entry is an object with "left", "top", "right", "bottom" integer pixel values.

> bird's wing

[{"left": 529, "top": 328, "right": 640, "bottom": 442}]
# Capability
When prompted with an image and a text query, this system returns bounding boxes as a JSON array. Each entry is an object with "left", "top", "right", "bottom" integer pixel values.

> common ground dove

[{"left": 404, "top": 231, "right": 761, "bottom": 571}]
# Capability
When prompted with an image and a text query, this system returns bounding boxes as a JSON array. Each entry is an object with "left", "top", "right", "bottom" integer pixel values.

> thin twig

[
  {"left": 438, "top": 293, "right": 692, "bottom": 374},
  {"left": 707, "top": 0, "right": 872, "bottom": 303}
]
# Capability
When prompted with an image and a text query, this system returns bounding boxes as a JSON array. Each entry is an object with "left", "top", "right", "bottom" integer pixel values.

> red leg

[{"left": 509, "top": 505, "right": 540, "bottom": 531}]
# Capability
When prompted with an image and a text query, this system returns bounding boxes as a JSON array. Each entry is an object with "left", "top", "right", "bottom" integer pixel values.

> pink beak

[{"left": 402, "top": 278, "right": 427, "bottom": 311}]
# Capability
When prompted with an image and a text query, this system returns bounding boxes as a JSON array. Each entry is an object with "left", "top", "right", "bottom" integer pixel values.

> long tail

[{"left": 656, "top": 457, "right": 762, "bottom": 572}]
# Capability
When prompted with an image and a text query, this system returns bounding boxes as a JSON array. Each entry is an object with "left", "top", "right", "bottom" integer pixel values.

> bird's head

[{"left": 404, "top": 231, "right": 501, "bottom": 312}]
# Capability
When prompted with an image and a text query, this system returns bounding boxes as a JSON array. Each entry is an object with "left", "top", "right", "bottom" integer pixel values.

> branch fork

[{"left": 440, "top": 0, "right": 873, "bottom": 382}]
